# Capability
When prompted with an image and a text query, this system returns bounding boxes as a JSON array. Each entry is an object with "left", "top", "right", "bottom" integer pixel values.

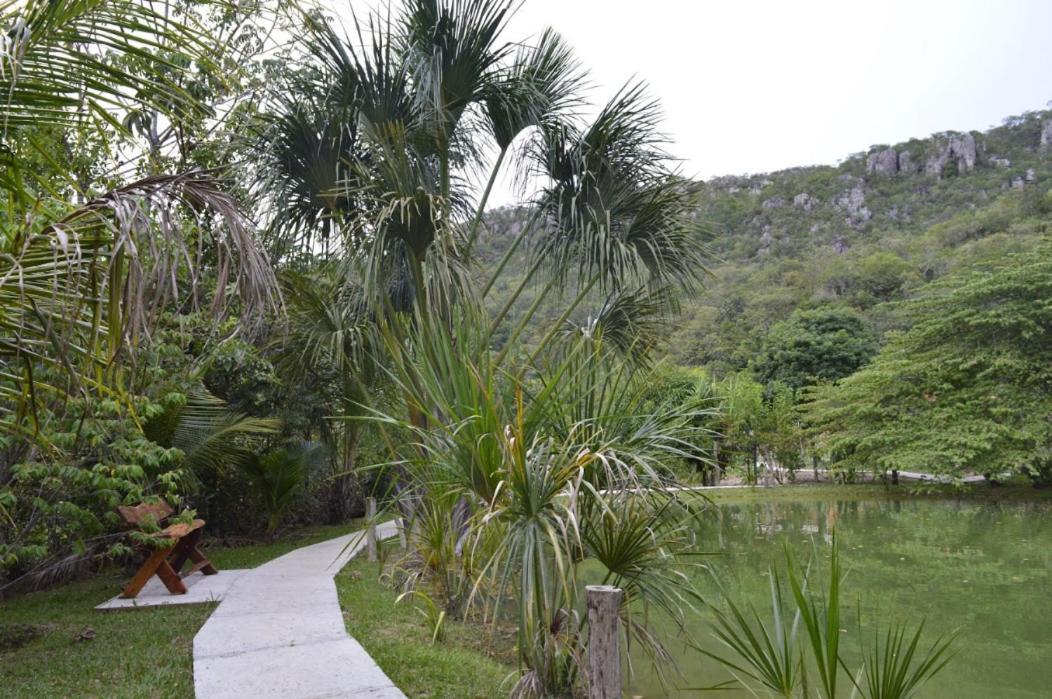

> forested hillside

[{"left": 480, "top": 108, "right": 1052, "bottom": 374}]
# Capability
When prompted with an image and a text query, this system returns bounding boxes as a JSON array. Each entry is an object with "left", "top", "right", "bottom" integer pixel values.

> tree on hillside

[
  {"left": 803, "top": 244, "right": 1052, "bottom": 484},
  {"left": 753, "top": 307, "right": 877, "bottom": 390}
]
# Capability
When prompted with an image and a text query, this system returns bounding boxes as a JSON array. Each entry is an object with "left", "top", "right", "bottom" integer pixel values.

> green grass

[
  {"left": 0, "top": 521, "right": 363, "bottom": 699},
  {"left": 336, "top": 547, "right": 516, "bottom": 699},
  {"left": 0, "top": 569, "right": 211, "bottom": 698},
  {"left": 695, "top": 481, "right": 1052, "bottom": 505}
]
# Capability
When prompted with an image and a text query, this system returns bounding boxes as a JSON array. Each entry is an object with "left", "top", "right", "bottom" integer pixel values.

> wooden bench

[{"left": 118, "top": 501, "right": 218, "bottom": 598}]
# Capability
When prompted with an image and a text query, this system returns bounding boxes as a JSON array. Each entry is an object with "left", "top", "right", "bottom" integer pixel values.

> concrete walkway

[{"left": 193, "top": 522, "right": 406, "bottom": 699}]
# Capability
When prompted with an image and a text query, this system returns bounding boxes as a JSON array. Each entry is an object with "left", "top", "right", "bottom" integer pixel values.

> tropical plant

[
  {"left": 396, "top": 589, "right": 448, "bottom": 645},
  {"left": 357, "top": 298, "right": 711, "bottom": 695},
  {"left": 698, "top": 537, "right": 955, "bottom": 699},
  {"left": 695, "top": 570, "right": 801, "bottom": 696},
  {"left": 269, "top": 269, "right": 381, "bottom": 518},
  {"left": 248, "top": 4, "right": 718, "bottom": 689},
  {"left": 242, "top": 441, "right": 327, "bottom": 534},
  {"left": 0, "top": 0, "right": 281, "bottom": 431},
  {"left": 852, "top": 617, "right": 956, "bottom": 699},
  {"left": 143, "top": 388, "right": 281, "bottom": 486},
  {"left": 0, "top": 0, "right": 284, "bottom": 583},
  {"left": 0, "top": 0, "right": 215, "bottom": 135}
]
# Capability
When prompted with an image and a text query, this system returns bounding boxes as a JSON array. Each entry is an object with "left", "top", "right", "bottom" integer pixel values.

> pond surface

[{"left": 628, "top": 493, "right": 1052, "bottom": 698}]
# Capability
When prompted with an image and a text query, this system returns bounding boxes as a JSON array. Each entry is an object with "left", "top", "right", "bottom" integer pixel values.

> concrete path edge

[{"left": 193, "top": 522, "right": 406, "bottom": 698}]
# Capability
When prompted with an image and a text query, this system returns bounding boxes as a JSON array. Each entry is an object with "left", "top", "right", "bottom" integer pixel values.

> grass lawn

[
  {"left": 0, "top": 522, "right": 362, "bottom": 699},
  {"left": 696, "top": 480, "right": 1052, "bottom": 505},
  {"left": 336, "top": 546, "right": 516, "bottom": 699}
]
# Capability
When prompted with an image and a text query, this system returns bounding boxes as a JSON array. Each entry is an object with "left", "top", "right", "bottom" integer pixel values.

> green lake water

[{"left": 627, "top": 494, "right": 1052, "bottom": 698}]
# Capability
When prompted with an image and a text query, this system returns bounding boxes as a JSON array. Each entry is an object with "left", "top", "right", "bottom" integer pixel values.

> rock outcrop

[
  {"left": 793, "top": 192, "right": 818, "bottom": 211},
  {"left": 834, "top": 186, "right": 871, "bottom": 227},
  {"left": 761, "top": 196, "right": 784, "bottom": 210},
  {"left": 866, "top": 148, "right": 899, "bottom": 176},
  {"left": 1041, "top": 119, "right": 1052, "bottom": 148},
  {"left": 898, "top": 151, "right": 918, "bottom": 174},
  {"left": 925, "top": 133, "right": 978, "bottom": 177}
]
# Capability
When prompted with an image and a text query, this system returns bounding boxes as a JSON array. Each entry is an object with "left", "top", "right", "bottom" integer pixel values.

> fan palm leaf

[{"left": 531, "top": 82, "right": 705, "bottom": 295}]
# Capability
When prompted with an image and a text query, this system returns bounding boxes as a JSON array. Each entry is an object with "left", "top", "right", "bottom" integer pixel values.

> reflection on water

[{"left": 628, "top": 495, "right": 1052, "bottom": 698}]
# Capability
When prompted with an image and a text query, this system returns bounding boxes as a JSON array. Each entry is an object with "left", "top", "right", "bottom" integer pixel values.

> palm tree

[
  {"left": 271, "top": 268, "right": 382, "bottom": 519},
  {"left": 255, "top": 0, "right": 705, "bottom": 406},
  {"left": 252, "top": 2, "right": 710, "bottom": 693}
]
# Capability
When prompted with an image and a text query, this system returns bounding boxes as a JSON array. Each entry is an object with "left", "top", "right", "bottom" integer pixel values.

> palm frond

[
  {"left": 0, "top": 0, "right": 218, "bottom": 136},
  {"left": 691, "top": 568, "right": 801, "bottom": 697},
  {"left": 485, "top": 27, "right": 588, "bottom": 151},
  {"left": 568, "top": 285, "right": 677, "bottom": 364},
  {"left": 1, "top": 171, "right": 279, "bottom": 432},
  {"left": 167, "top": 389, "right": 281, "bottom": 476},
  {"left": 242, "top": 441, "right": 325, "bottom": 532},
  {"left": 850, "top": 615, "right": 957, "bottom": 699},
  {"left": 531, "top": 82, "right": 707, "bottom": 295},
  {"left": 400, "top": 0, "right": 515, "bottom": 135}
]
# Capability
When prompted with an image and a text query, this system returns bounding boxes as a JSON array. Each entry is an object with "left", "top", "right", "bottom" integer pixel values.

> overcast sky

[{"left": 339, "top": 0, "right": 1052, "bottom": 204}]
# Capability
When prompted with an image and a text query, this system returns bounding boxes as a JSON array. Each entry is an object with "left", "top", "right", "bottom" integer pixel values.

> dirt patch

[{"left": 0, "top": 623, "right": 55, "bottom": 650}]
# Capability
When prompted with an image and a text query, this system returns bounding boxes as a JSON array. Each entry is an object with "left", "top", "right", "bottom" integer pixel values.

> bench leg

[
  {"left": 169, "top": 529, "right": 218, "bottom": 577},
  {"left": 167, "top": 529, "right": 200, "bottom": 575},
  {"left": 123, "top": 546, "right": 189, "bottom": 598},
  {"left": 155, "top": 560, "right": 187, "bottom": 594},
  {"left": 122, "top": 548, "right": 170, "bottom": 598},
  {"left": 188, "top": 546, "right": 219, "bottom": 575}
]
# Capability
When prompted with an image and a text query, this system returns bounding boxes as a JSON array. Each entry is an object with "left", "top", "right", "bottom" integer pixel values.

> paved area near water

[{"left": 193, "top": 522, "right": 406, "bottom": 698}]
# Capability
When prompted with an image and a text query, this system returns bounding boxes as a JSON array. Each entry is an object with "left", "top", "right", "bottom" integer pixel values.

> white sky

[{"left": 337, "top": 0, "right": 1052, "bottom": 204}]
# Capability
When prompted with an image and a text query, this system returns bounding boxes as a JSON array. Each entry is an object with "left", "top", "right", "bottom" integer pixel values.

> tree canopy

[
  {"left": 753, "top": 307, "right": 877, "bottom": 390},
  {"left": 804, "top": 244, "right": 1052, "bottom": 483}
]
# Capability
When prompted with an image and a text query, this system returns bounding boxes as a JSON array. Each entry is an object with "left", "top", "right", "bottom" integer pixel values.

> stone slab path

[{"left": 193, "top": 522, "right": 406, "bottom": 698}]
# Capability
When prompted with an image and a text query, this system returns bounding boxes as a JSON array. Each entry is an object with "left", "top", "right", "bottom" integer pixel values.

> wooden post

[
  {"left": 586, "top": 585, "right": 623, "bottom": 699},
  {"left": 366, "top": 497, "right": 378, "bottom": 562},
  {"left": 711, "top": 440, "right": 720, "bottom": 486},
  {"left": 397, "top": 517, "right": 408, "bottom": 549}
]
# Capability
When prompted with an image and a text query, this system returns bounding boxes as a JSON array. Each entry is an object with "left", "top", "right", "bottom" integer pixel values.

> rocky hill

[{"left": 479, "top": 107, "right": 1052, "bottom": 373}]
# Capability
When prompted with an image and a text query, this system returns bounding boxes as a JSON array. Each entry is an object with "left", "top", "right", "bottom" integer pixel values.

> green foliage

[
  {"left": 0, "top": 389, "right": 185, "bottom": 582},
  {"left": 692, "top": 569, "right": 800, "bottom": 696},
  {"left": 756, "top": 382, "right": 808, "bottom": 475},
  {"left": 804, "top": 243, "right": 1052, "bottom": 482},
  {"left": 754, "top": 308, "right": 877, "bottom": 390},
  {"left": 853, "top": 618, "right": 956, "bottom": 699},
  {"left": 241, "top": 442, "right": 327, "bottom": 533},
  {"left": 396, "top": 589, "right": 448, "bottom": 645}
]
